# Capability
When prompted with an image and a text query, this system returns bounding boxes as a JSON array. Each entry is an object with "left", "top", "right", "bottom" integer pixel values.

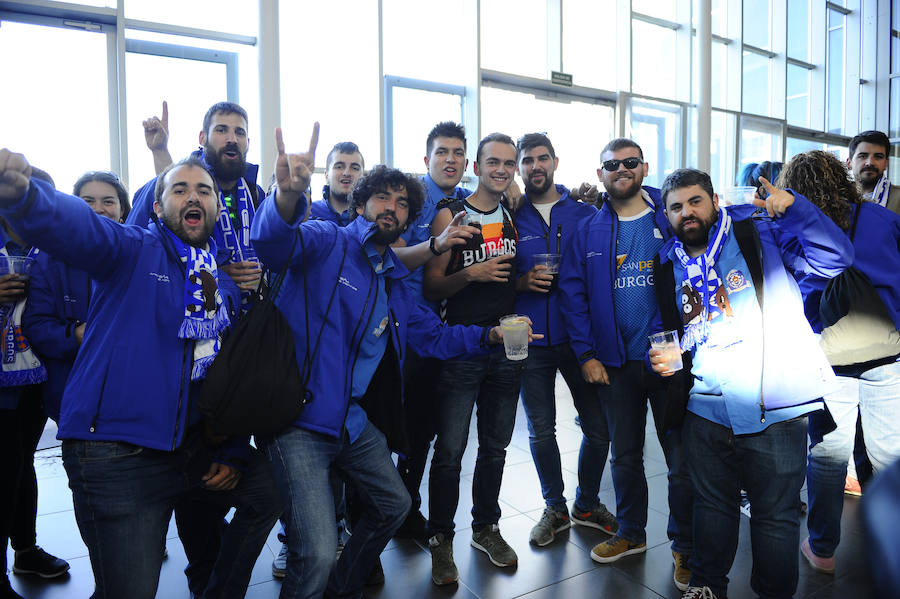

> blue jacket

[
  {"left": 654, "top": 195, "right": 852, "bottom": 412},
  {"left": 513, "top": 185, "right": 597, "bottom": 346},
  {"left": 559, "top": 186, "right": 671, "bottom": 366},
  {"left": 250, "top": 192, "right": 490, "bottom": 439},
  {"left": 798, "top": 201, "right": 900, "bottom": 333},
  {"left": 309, "top": 186, "right": 352, "bottom": 226},
  {"left": 2, "top": 179, "right": 242, "bottom": 453},
  {"left": 22, "top": 251, "right": 92, "bottom": 423}
]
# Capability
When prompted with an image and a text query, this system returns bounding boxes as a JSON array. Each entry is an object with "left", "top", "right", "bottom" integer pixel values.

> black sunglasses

[{"left": 602, "top": 157, "right": 644, "bottom": 171}]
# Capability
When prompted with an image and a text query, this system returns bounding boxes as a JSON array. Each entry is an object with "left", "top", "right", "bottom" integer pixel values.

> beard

[
  {"left": 524, "top": 171, "right": 553, "bottom": 196},
  {"left": 205, "top": 142, "right": 247, "bottom": 183},
  {"left": 331, "top": 189, "right": 349, "bottom": 203},
  {"left": 676, "top": 212, "right": 718, "bottom": 248},
  {"left": 369, "top": 210, "right": 403, "bottom": 246},
  {"left": 162, "top": 208, "right": 216, "bottom": 249},
  {"left": 857, "top": 167, "right": 882, "bottom": 186},
  {"left": 604, "top": 174, "right": 643, "bottom": 200}
]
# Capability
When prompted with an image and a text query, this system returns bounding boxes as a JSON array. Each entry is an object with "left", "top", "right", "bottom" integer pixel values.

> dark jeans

[
  {"left": 0, "top": 386, "right": 45, "bottom": 572},
  {"left": 62, "top": 433, "right": 281, "bottom": 599},
  {"left": 684, "top": 412, "right": 808, "bottom": 599},
  {"left": 520, "top": 343, "right": 610, "bottom": 512},
  {"left": 596, "top": 361, "right": 692, "bottom": 552},
  {"left": 397, "top": 347, "right": 442, "bottom": 515},
  {"left": 261, "top": 421, "right": 410, "bottom": 599},
  {"left": 428, "top": 351, "right": 523, "bottom": 537}
]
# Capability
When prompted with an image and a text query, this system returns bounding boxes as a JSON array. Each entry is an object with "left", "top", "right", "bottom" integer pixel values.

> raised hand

[
  {"left": 143, "top": 101, "right": 169, "bottom": 152},
  {"left": 274, "top": 123, "right": 319, "bottom": 197},
  {"left": 752, "top": 176, "right": 795, "bottom": 218},
  {"left": 0, "top": 149, "right": 32, "bottom": 203}
]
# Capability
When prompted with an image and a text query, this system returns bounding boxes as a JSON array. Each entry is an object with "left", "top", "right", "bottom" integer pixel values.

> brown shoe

[{"left": 673, "top": 550, "right": 691, "bottom": 591}]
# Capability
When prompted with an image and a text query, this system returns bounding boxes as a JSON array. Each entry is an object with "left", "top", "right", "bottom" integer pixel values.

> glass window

[
  {"left": 628, "top": 98, "right": 683, "bottom": 189},
  {"left": 891, "top": 77, "right": 900, "bottom": 139},
  {"left": 710, "top": 110, "right": 737, "bottom": 192},
  {"left": 124, "top": 52, "right": 229, "bottom": 191},
  {"left": 481, "top": 0, "right": 547, "bottom": 79},
  {"left": 692, "top": 0, "right": 727, "bottom": 37},
  {"left": 742, "top": 51, "right": 772, "bottom": 117},
  {"left": 389, "top": 87, "right": 462, "bottom": 174},
  {"left": 740, "top": 118, "right": 783, "bottom": 167},
  {"left": 562, "top": 0, "right": 617, "bottom": 90},
  {"left": 893, "top": 0, "right": 900, "bottom": 73},
  {"left": 785, "top": 137, "right": 846, "bottom": 162},
  {"left": 632, "top": 0, "right": 675, "bottom": 20},
  {"left": 692, "top": 38, "right": 728, "bottom": 109},
  {"left": 279, "top": 0, "right": 380, "bottom": 173},
  {"left": 786, "top": 64, "right": 811, "bottom": 128},
  {"left": 480, "top": 86, "right": 615, "bottom": 189},
  {"left": 826, "top": 8, "right": 845, "bottom": 134},
  {"left": 0, "top": 21, "right": 111, "bottom": 194},
  {"left": 125, "top": 0, "right": 258, "bottom": 37},
  {"left": 787, "top": 0, "right": 810, "bottom": 62},
  {"left": 743, "top": 0, "right": 771, "bottom": 49},
  {"left": 383, "top": 0, "right": 471, "bottom": 86},
  {"left": 632, "top": 20, "right": 677, "bottom": 99},
  {"left": 890, "top": 145, "right": 900, "bottom": 186}
]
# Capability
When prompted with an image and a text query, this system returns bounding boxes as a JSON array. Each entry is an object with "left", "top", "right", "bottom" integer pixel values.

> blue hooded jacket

[
  {"left": 309, "top": 186, "right": 352, "bottom": 226},
  {"left": 559, "top": 186, "right": 671, "bottom": 366},
  {"left": 513, "top": 185, "right": 597, "bottom": 346},
  {"left": 250, "top": 191, "right": 490, "bottom": 439},
  {"left": 2, "top": 179, "right": 242, "bottom": 454}
]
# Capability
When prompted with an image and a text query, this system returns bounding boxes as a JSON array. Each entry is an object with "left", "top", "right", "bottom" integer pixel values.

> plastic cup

[
  {"left": 0, "top": 255, "right": 34, "bottom": 277},
  {"left": 720, "top": 186, "right": 756, "bottom": 206},
  {"left": 500, "top": 314, "right": 529, "bottom": 361},
  {"left": 648, "top": 330, "right": 683, "bottom": 373},
  {"left": 533, "top": 253, "right": 560, "bottom": 291}
]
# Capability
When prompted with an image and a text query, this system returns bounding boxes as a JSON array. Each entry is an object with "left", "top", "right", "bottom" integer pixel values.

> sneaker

[
  {"left": 395, "top": 510, "right": 427, "bottom": 540},
  {"left": 365, "top": 557, "right": 384, "bottom": 586},
  {"left": 672, "top": 550, "right": 691, "bottom": 591},
  {"left": 12, "top": 546, "right": 69, "bottom": 579},
  {"left": 272, "top": 542, "right": 288, "bottom": 578},
  {"left": 801, "top": 537, "right": 835, "bottom": 574},
  {"left": 429, "top": 533, "right": 459, "bottom": 586},
  {"left": 471, "top": 524, "right": 518, "bottom": 567},
  {"left": 529, "top": 507, "right": 571, "bottom": 547},
  {"left": 590, "top": 535, "right": 646, "bottom": 563},
  {"left": 571, "top": 504, "right": 618, "bottom": 536},
  {"left": 844, "top": 475, "right": 862, "bottom": 496},
  {"left": 681, "top": 586, "right": 718, "bottom": 599}
]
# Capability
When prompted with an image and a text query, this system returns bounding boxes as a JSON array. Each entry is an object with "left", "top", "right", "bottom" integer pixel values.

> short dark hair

[
  {"left": 73, "top": 170, "right": 131, "bottom": 220},
  {"left": 601, "top": 138, "right": 644, "bottom": 160},
  {"left": 202, "top": 102, "right": 249, "bottom": 137},
  {"left": 476, "top": 132, "right": 516, "bottom": 164},
  {"left": 426, "top": 121, "right": 466, "bottom": 156},
  {"left": 154, "top": 157, "right": 218, "bottom": 209},
  {"left": 326, "top": 142, "right": 364, "bottom": 170},
  {"left": 349, "top": 165, "right": 424, "bottom": 225},
  {"left": 660, "top": 168, "right": 715, "bottom": 208},
  {"left": 848, "top": 130, "right": 891, "bottom": 158},
  {"left": 517, "top": 132, "right": 555, "bottom": 160}
]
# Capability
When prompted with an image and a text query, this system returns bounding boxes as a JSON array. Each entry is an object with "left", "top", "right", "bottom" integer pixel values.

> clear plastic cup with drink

[
  {"left": 533, "top": 253, "right": 560, "bottom": 291},
  {"left": 648, "top": 330, "right": 683, "bottom": 373},
  {"left": 500, "top": 314, "right": 529, "bottom": 361}
]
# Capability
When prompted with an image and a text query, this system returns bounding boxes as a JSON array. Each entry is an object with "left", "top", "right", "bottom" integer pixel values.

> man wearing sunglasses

[{"left": 559, "top": 138, "right": 694, "bottom": 591}]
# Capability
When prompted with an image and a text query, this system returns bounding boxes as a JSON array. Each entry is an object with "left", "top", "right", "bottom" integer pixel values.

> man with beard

[
  {"left": 650, "top": 169, "right": 850, "bottom": 599},
  {"left": 559, "top": 138, "right": 693, "bottom": 591},
  {"left": 0, "top": 149, "right": 281, "bottom": 599},
  {"left": 130, "top": 102, "right": 264, "bottom": 292},
  {"left": 512, "top": 132, "right": 617, "bottom": 548},
  {"left": 309, "top": 142, "right": 365, "bottom": 226},
  {"left": 847, "top": 130, "right": 900, "bottom": 215},
  {"left": 251, "top": 127, "right": 533, "bottom": 598}
]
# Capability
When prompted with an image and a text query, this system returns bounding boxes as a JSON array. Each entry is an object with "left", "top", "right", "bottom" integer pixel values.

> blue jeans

[
  {"left": 596, "top": 360, "right": 692, "bottom": 552},
  {"left": 520, "top": 343, "right": 610, "bottom": 512},
  {"left": 260, "top": 421, "right": 410, "bottom": 599},
  {"left": 807, "top": 361, "right": 900, "bottom": 558},
  {"left": 62, "top": 434, "right": 281, "bottom": 599},
  {"left": 684, "top": 412, "right": 808, "bottom": 599},
  {"left": 428, "top": 351, "right": 523, "bottom": 537}
]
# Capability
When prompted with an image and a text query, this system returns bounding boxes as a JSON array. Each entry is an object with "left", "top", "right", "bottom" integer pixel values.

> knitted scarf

[
  {"left": 672, "top": 206, "right": 732, "bottom": 351},
  {"left": 0, "top": 248, "right": 46, "bottom": 386},
  {"left": 866, "top": 172, "right": 892, "bottom": 208},
  {"left": 216, "top": 177, "right": 260, "bottom": 308}
]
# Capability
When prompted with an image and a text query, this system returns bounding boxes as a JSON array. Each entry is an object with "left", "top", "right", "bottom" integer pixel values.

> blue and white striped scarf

[
  {"left": 672, "top": 206, "right": 732, "bottom": 351},
  {"left": 866, "top": 172, "right": 892, "bottom": 208},
  {"left": 215, "top": 177, "right": 261, "bottom": 308},
  {"left": 0, "top": 247, "right": 46, "bottom": 386}
]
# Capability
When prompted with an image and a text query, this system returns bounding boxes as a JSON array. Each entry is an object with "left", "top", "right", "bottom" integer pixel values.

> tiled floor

[{"left": 9, "top": 378, "right": 874, "bottom": 598}]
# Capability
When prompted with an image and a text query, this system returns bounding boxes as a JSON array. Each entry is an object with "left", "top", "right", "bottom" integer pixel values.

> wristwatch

[{"left": 429, "top": 236, "right": 443, "bottom": 256}]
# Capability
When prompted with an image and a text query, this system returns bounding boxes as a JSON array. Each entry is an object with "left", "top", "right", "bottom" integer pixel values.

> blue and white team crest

[{"left": 725, "top": 269, "right": 749, "bottom": 293}]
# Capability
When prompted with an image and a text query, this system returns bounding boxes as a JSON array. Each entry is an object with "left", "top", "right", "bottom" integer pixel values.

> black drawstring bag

[{"left": 199, "top": 228, "right": 345, "bottom": 437}]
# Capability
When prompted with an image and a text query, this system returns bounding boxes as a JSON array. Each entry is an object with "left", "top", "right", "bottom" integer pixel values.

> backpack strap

[{"left": 732, "top": 218, "right": 764, "bottom": 309}]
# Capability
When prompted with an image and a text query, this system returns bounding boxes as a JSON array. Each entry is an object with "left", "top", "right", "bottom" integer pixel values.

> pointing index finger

[
  {"left": 275, "top": 127, "right": 286, "bottom": 156},
  {"left": 161, "top": 101, "right": 168, "bottom": 126},
  {"left": 757, "top": 176, "right": 776, "bottom": 192},
  {"left": 308, "top": 121, "right": 320, "bottom": 156}
]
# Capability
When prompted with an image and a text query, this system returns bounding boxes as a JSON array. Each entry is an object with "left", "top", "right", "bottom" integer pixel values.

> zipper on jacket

[
  {"left": 389, "top": 308, "right": 403, "bottom": 362},
  {"left": 343, "top": 263, "right": 376, "bottom": 429},
  {"left": 756, "top": 233, "right": 766, "bottom": 424},
  {"left": 608, "top": 209, "right": 624, "bottom": 363},
  {"left": 172, "top": 341, "right": 191, "bottom": 450},
  {"left": 89, "top": 367, "right": 112, "bottom": 433}
]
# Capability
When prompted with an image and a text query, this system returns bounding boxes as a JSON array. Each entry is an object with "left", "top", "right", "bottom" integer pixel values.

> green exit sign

[{"left": 551, "top": 71, "right": 573, "bottom": 86}]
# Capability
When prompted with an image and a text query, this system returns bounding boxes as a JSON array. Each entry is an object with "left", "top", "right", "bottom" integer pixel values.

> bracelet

[{"left": 429, "top": 236, "right": 443, "bottom": 256}]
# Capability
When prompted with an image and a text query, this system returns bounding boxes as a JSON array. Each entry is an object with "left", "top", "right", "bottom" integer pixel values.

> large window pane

[
  {"left": 563, "top": 0, "right": 617, "bottom": 90},
  {"left": 891, "top": 77, "right": 900, "bottom": 138},
  {"left": 481, "top": 86, "right": 615, "bottom": 189},
  {"left": 893, "top": 0, "right": 900, "bottom": 73},
  {"left": 279, "top": 0, "right": 380, "bottom": 172},
  {"left": 481, "top": 0, "right": 547, "bottom": 79},
  {"left": 0, "top": 21, "right": 110, "bottom": 193},
  {"left": 743, "top": 0, "right": 771, "bottom": 49},
  {"left": 786, "top": 64, "right": 811, "bottom": 128},
  {"left": 628, "top": 99, "right": 682, "bottom": 189},
  {"left": 785, "top": 137, "right": 846, "bottom": 162},
  {"left": 125, "top": 0, "right": 257, "bottom": 36},
  {"left": 740, "top": 119, "right": 783, "bottom": 167},
  {"left": 742, "top": 51, "right": 772, "bottom": 116},
  {"left": 710, "top": 111, "right": 737, "bottom": 192},
  {"left": 787, "top": 0, "right": 810, "bottom": 61},
  {"left": 632, "top": 21, "right": 676, "bottom": 99},
  {"left": 383, "top": 0, "right": 471, "bottom": 86},
  {"left": 827, "top": 8, "right": 845, "bottom": 134},
  {"left": 125, "top": 52, "right": 228, "bottom": 191},
  {"left": 390, "top": 88, "right": 462, "bottom": 174},
  {"left": 692, "top": 0, "right": 727, "bottom": 37},
  {"left": 692, "top": 38, "right": 728, "bottom": 108},
  {"left": 632, "top": 0, "right": 675, "bottom": 20}
]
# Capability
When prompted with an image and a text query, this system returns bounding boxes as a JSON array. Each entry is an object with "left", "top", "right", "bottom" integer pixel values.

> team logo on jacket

[{"left": 726, "top": 269, "right": 749, "bottom": 293}]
